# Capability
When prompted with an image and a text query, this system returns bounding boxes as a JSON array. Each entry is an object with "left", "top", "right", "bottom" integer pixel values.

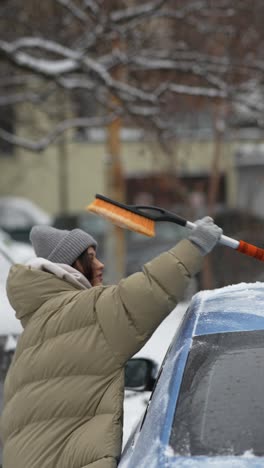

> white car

[
  {"left": 0, "top": 231, "right": 35, "bottom": 363},
  {"left": 0, "top": 197, "right": 52, "bottom": 229},
  {"left": 0, "top": 228, "right": 35, "bottom": 264}
]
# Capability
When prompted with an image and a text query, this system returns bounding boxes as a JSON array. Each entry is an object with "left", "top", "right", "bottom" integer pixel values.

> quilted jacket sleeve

[{"left": 94, "top": 239, "right": 203, "bottom": 365}]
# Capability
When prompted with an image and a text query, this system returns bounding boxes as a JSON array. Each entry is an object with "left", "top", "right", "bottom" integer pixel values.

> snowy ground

[{"left": 122, "top": 301, "right": 189, "bottom": 448}]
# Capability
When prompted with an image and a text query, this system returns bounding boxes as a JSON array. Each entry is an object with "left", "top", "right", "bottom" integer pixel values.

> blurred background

[
  {"left": 1, "top": 0, "right": 264, "bottom": 458},
  {"left": 1, "top": 0, "right": 264, "bottom": 288}
]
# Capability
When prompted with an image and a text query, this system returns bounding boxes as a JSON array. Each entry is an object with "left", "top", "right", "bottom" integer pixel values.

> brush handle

[
  {"left": 236, "top": 240, "right": 264, "bottom": 261},
  {"left": 134, "top": 205, "right": 187, "bottom": 226},
  {"left": 136, "top": 207, "right": 264, "bottom": 260},
  {"left": 135, "top": 205, "right": 240, "bottom": 248},
  {"left": 130, "top": 204, "right": 264, "bottom": 260},
  {"left": 185, "top": 221, "right": 238, "bottom": 249},
  {"left": 94, "top": 195, "right": 264, "bottom": 262},
  {"left": 187, "top": 221, "right": 264, "bottom": 261}
]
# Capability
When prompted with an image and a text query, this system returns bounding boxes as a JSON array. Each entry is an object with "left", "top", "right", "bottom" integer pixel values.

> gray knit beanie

[{"left": 30, "top": 225, "right": 97, "bottom": 265}]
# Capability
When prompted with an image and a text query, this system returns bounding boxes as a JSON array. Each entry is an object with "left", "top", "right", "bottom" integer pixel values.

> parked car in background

[
  {"left": 0, "top": 232, "right": 34, "bottom": 374},
  {"left": 0, "top": 196, "right": 52, "bottom": 243},
  {"left": 0, "top": 228, "right": 35, "bottom": 265},
  {"left": 120, "top": 282, "right": 264, "bottom": 467},
  {"left": 125, "top": 222, "right": 186, "bottom": 275}
]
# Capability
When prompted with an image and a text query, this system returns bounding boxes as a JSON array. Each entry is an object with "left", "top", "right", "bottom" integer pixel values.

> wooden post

[
  {"left": 208, "top": 114, "right": 225, "bottom": 216},
  {"left": 201, "top": 107, "right": 225, "bottom": 291},
  {"left": 57, "top": 92, "right": 69, "bottom": 214},
  {"left": 105, "top": 36, "right": 126, "bottom": 283}
]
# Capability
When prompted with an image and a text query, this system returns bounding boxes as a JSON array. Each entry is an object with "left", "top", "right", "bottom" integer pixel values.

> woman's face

[{"left": 87, "top": 246, "right": 104, "bottom": 286}]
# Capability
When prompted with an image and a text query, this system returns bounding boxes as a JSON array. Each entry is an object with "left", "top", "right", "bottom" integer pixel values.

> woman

[{"left": 1, "top": 218, "right": 222, "bottom": 468}]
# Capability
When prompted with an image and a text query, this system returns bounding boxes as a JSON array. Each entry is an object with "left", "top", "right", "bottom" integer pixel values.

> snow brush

[{"left": 87, "top": 193, "right": 264, "bottom": 262}]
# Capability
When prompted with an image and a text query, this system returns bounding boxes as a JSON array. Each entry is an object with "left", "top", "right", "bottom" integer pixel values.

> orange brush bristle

[{"left": 86, "top": 197, "right": 155, "bottom": 237}]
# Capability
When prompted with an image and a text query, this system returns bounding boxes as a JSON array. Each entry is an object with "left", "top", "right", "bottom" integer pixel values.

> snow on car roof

[
  {"left": 192, "top": 282, "right": 264, "bottom": 336},
  {"left": 198, "top": 281, "right": 264, "bottom": 297}
]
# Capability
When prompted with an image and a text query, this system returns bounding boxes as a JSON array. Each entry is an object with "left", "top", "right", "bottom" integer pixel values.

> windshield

[{"left": 170, "top": 330, "right": 264, "bottom": 456}]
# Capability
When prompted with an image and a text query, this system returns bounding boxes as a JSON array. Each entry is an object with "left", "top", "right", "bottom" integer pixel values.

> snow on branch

[
  {"left": 0, "top": 92, "right": 42, "bottom": 106},
  {"left": 9, "top": 53, "right": 77, "bottom": 76},
  {"left": 0, "top": 39, "right": 78, "bottom": 75},
  {"left": 57, "top": 75, "right": 95, "bottom": 90},
  {"left": 0, "top": 36, "right": 232, "bottom": 105},
  {"left": 130, "top": 55, "right": 231, "bottom": 76},
  {"left": 111, "top": 1, "right": 234, "bottom": 32},
  {"left": 0, "top": 114, "right": 116, "bottom": 152},
  {"left": 125, "top": 104, "right": 160, "bottom": 117},
  {"left": 110, "top": 0, "right": 168, "bottom": 23},
  {"left": 0, "top": 0, "right": 263, "bottom": 151},
  {"left": 0, "top": 37, "right": 81, "bottom": 60},
  {"left": 55, "top": 0, "right": 89, "bottom": 22},
  {"left": 110, "top": 0, "right": 225, "bottom": 25},
  {"left": 0, "top": 38, "right": 158, "bottom": 103},
  {"left": 167, "top": 83, "right": 228, "bottom": 99},
  {"left": 82, "top": 0, "right": 100, "bottom": 16}
]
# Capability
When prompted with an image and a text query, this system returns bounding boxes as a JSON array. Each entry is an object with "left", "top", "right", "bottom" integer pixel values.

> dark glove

[{"left": 189, "top": 216, "right": 223, "bottom": 255}]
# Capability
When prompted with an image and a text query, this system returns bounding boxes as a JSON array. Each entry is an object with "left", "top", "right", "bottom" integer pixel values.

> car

[
  {"left": 0, "top": 228, "right": 35, "bottom": 264},
  {"left": 0, "top": 234, "right": 35, "bottom": 463},
  {"left": 120, "top": 282, "right": 264, "bottom": 467},
  {"left": 0, "top": 196, "right": 52, "bottom": 243},
  {"left": 0, "top": 233, "right": 35, "bottom": 370}
]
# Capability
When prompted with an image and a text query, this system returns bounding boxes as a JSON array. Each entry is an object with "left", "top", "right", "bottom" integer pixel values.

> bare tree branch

[
  {"left": 0, "top": 92, "right": 42, "bottom": 106},
  {"left": 110, "top": 0, "right": 169, "bottom": 23},
  {"left": 55, "top": 0, "right": 89, "bottom": 23},
  {"left": 0, "top": 0, "right": 263, "bottom": 151},
  {"left": 167, "top": 83, "right": 228, "bottom": 99},
  {"left": 82, "top": 0, "right": 100, "bottom": 16},
  {"left": 0, "top": 114, "right": 116, "bottom": 152}
]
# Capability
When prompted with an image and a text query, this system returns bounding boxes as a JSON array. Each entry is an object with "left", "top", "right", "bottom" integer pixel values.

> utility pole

[
  {"left": 52, "top": 0, "right": 69, "bottom": 215},
  {"left": 208, "top": 112, "right": 225, "bottom": 216},
  {"left": 201, "top": 106, "right": 226, "bottom": 291},
  {"left": 57, "top": 92, "right": 69, "bottom": 214},
  {"left": 105, "top": 35, "right": 126, "bottom": 283}
]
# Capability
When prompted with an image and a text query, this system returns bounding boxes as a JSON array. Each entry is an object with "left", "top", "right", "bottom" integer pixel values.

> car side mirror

[{"left": 125, "top": 357, "right": 157, "bottom": 392}]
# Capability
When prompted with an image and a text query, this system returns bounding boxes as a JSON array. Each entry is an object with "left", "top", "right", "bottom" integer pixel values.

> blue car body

[{"left": 119, "top": 282, "right": 264, "bottom": 467}]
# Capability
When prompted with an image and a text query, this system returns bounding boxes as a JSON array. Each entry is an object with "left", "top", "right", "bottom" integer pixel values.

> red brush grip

[{"left": 237, "top": 240, "right": 264, "bottom": 262}]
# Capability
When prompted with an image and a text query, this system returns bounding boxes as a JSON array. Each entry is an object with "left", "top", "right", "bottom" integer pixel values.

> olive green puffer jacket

[{"left": 1, "top": 239, "right": 203, "bottom": 468}]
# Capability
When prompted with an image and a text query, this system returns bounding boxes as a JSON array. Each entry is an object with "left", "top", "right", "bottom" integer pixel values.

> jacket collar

[
  {"left": 6, "top": 259, "right": 91, "bottom": 328},
  {"left": 26, "top": 257, "right": 92, "bottom": 290}
]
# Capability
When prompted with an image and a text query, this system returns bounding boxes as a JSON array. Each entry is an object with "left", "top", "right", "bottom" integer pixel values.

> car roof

[{"left": 187, "top": 282, "right": 264, "bottom": 338}]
